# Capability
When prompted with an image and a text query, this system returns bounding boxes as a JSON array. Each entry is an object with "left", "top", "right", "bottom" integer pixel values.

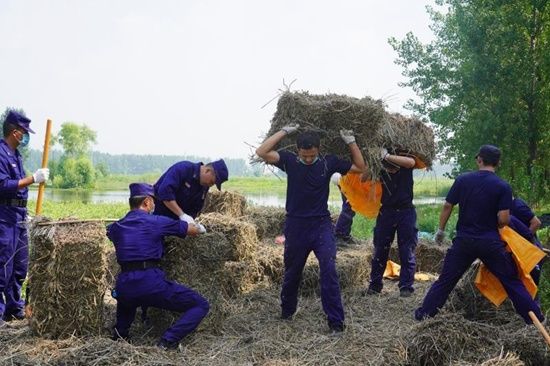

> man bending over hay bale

[
  {"left": 256, "top": 124, "right": 365, "bottom": 335},
  {"left": 107, "top": 183, "right": 208, "bottom": 350}
]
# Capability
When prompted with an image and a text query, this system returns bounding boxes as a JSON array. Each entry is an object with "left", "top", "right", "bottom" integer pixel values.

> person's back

[{"left": 450, "top": 170, "right": 511, "bottom": 241}]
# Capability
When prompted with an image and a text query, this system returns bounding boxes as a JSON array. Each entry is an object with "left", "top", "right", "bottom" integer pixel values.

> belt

[
  {"left": 119, "top": 260, "right": 161, "bottom": 272},
  {"left": 381, "top": 204, "right": 415, "bottom": 211},
  {"left": 0, "top": 198, "right": 27, "bottom": 208}
]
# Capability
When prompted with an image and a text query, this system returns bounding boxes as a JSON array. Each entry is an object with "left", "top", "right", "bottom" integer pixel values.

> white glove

[
  {"left": 340, "top": 129, "right": 356, "bottom": 145},
  {"left": 179, "top": 213, "right": 195, "bottom": 224},
  {"left": 331, "top": 173, "right": 341, "bottom": 187},
  {"left": 33, "top": 168, "right": 49, "bottom": 183},
  {"left": 197, "top": 223, "right": 207, "bottom": 234},
  {"left": 434, "top": 229, "right": 445, "bottom": 244},
  {"left": 281, "top": 124, "right": 300, "bottom": 135},
  {"left": 380, "top": 148, "right": 389, "bottom": 160}
]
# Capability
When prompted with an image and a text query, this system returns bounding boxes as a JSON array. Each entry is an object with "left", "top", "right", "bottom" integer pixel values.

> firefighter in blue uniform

[
  {"left": 0, "top": 111, "right": 49, "bottom": 326},
  {"left": 108, "top": 183, "right": 208, "bottom": 349},
  {"left": 417, "top": 145, "right": 544, "bottom": 324},
  {"left": 365, "top": 148, "right": 418, "bottom": 297},
  {"left": 256, "top": 124, "right": 366, "bottom": 334},
  {"left": 153, "top": 159, "right": 228, "bottom": 226}
]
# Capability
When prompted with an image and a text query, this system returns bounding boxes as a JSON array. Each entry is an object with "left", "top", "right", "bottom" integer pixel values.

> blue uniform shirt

[
  {"left": 274, "top": 150, "right": 352, "bottom": 218},
  {"left": 509, "top": 215, "right": 535, "bottom": 243},
  {"left": 153, "top": 161, "right": 209, "bottom": 219},
  {"left": 380, "top": 167, "right": 414, "bottom": 209},
  {"left": 0, "top": 139, "right": 27, "bottom": 224},
  {"left": 446, "top": 170, "right": 512, "bottom": 241},
  {"left": 511, "top": 198, "right": 535, "bottom": 229},
  {"left": 107, "top": 209, "right": 188, "bottom": 263}
]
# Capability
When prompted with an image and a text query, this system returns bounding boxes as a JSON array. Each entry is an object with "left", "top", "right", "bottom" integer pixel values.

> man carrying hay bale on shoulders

[
  {"left": 153, "top": 158, "right": 229, "bottom": 229},
  {"left": 256, "top": 124, "right": 366, "bottom": 335},
  {"left": 364, "top": 148, "right": 418, "bottom": 298},
  {"left": 0, "top": 111, "right": 49, "bottom": 326},
  {"left": 107, "top": 183, "right": 209, "bottom": 350},
  {"left": 415, "top": 145, "right": 544, "bottom": 324}
]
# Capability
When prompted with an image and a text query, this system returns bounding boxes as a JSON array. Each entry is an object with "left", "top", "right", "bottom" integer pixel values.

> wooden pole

[
  {"left": 529, "top": 311, "right": 550, "bottom": 347},
  {"left": 35, "top": 119, "right": 52, "bottom": 215}
]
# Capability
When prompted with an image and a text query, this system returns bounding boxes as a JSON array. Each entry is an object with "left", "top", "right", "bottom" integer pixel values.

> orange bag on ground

[
  {"left": 474, "top": 226, "right": 545, "bottom": 306},
  {"left": 339, "top": 173, "right": 382, "bottom": 218}
]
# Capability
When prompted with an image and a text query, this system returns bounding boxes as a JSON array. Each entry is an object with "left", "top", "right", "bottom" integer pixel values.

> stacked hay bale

[
  {"left": 259, "top": 91, "right": 436, "bottom": 177},
  {"left": 150, "top": 213, "right": 263, "bottom": 331},
  {"left": 245, "top": 205, "right": 286, "bottom": 240},
  {"left": 29, "top": 220, "right": 109, "bottom": 338},
  {"left": 389, "top": 240, "right": 448, "bottom": 273},
  {"left": 202, "top": 190, "right": 247, "bottom": 217}
]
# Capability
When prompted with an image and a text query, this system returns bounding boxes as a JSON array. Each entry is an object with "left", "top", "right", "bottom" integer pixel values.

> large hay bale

[
  {"left": 502, "top": 327, "right": 550, "bottom": 366},
  {"left": 403, "top": 312, "right": 500, "bottom": 365},
  {"left": 202, "top": 190, "right": 247, "bottom": 217},
  {"left": 264, "top": 91, "right": 387, "bottom": 176},
  {"left": 29, "top": 220, "right": 108, "bottom": 338},
  {"left": 245, "top": 206, "right": 286, "bottom": 240},
  {"left": 196, "top": 213, "right": 258, "bottom": 261},
  {"left": 446, "top": 262, "right": 518, "bottom": 325},
  {"left": 389, "top": 241, "right": 448, "bottom": 273},
  {"left": 378, "top": 113, "right": 436, "bottom": 168}
]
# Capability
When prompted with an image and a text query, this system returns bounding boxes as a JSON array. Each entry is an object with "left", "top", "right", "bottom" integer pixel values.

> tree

[
  {"left": 51, "top": 122, "right": 97, "bottom": 188},
  {"left": 390, "top": 0, "right": 550, "bottom": 203}
]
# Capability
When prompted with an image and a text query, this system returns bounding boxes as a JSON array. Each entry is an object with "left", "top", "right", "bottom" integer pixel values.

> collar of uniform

[
  {"left": 0, "top": 139, "right": 17, "bottom": 156},
  {"left": 192, "top": 162, "right": 203, "bottom": 182}
]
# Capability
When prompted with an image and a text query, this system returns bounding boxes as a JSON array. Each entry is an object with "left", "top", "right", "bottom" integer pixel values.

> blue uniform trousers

[
  {"left": 114, "top": 268, "right": 209, "bottom": 343},
  {"left": 369, "top": 208, "right": 417, "bottom": 292},
  {"left": 334, "top": 193, "right": 355, "bottom": 239},
  {"left": 0, "top": 221, "right": 28, "bottom": 319},
  {"left": 281, "top": 216, "right": 344, "bottom": 327},
  {"left": 415, "top": 237, "right": 544, "bottom": 324}
]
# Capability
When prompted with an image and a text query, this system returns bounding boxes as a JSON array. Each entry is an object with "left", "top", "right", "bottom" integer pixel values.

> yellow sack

[
  {"left": 474, "top": 226, "right": 545, "bottom": 306},
  {"left": 383, "top": 260, "right": 437, "bottom": 281},
  {"left": 339, "top": 173, "right": 382, "bottom": 218}
]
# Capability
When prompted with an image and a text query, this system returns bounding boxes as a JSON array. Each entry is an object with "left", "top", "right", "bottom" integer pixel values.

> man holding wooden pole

[{"left": 0, "top": 111, "right": 49, "bottom": 327}]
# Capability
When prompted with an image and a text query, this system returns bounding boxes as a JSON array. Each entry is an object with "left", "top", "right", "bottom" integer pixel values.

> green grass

[{"left": 31, "top": 200, "right": 128, "bottom": 220}]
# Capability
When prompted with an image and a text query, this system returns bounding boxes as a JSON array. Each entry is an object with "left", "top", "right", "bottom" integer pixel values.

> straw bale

[
  {"left": 452, "top": 352, "right": 525, "bottom": 366},
  {"left": 105, "top": 244, "right": 119, "bottom": 289},
  {"left": 28, "top": 220, "right": 108, "bottom": 338},
  {"left": 502, "top": 326, "right": 550, "bottom": 365},
  {"left": 389, "top": 241, "right": 448, "bottom": 273},
  {"left": 446, "top": 262, "right": 518, "bottom": 325},
  {"left": 196, "top": 213, "right": 258, "bottom": 261},
  {"left": 378, "top": 113, "right": 436, "bottom": 168},
  {"left": 245, "top": 206, "right": 286, "bottom": 240},
  {"left": 403, "top": 312, "right": 501, "bottom": 365},
  {"left": 202, "top": 190, "right": 247, "bottom": 217}
]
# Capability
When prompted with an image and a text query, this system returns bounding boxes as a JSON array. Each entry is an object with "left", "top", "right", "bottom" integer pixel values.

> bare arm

[
  {"left": 163, "top": 199, "right": 185, "bottom": 218},
  {"left": 256, "top": 130, "right": 287, "bottom": 165},
  {"left": 439, "top": 201, "right": 454, "bottom": 230},
  {"left": 348, "top": 142, "right": 366, "bottom": 173},
  {"left": 385, "top": 154, "right": 415, "bottom": 169},
  {"left": 497, "top": 209, "right": 510, "bottom": 228},
  {"left": 17, "top": 176, "right": 35, "bottom": 189},
  {"left": 529, "top": 216, "right": 541, "bottom": 233}
]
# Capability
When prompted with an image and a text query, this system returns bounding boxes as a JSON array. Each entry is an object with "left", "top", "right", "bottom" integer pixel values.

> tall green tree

[
  {"left": 52, "top": 122, "right": 97, "bottom": 188},
  {"left": 390, "top": 0, "right": 550, "bottom": 203}
]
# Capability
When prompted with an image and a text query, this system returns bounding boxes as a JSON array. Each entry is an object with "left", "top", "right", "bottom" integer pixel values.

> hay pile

[
  {"left": 202, "top": 190, "right": 247, "bottom": 217},
  {"left": 389, "top": 241, "right": 448, "bottom": 274},
  {"left": 259, "top": 91, "right": 436, "bottom": 177},
  {"left": 28, "top": 219, "right": 109, "bottom": 338},
  {"left": 245, "top": 205, "right": 286, "bottom": 240}
]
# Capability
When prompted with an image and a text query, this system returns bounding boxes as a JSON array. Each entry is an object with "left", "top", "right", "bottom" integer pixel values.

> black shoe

[
  {"left": 399, "top": 289, "right": 414, "bottom": 298},
  {"left": 328, "top": 322, "right": 345, "bottom": 336},
  {"left": 157, "top": 338, "right": 179, "bottom": 350},
  {"left": 4, "top": 312, "right": 25, "bottom": 321},
  {"left": 363, "top": 287, "right": 381, "bottom": 296},
  {"left": 112, "top": 330, "right": 130, "bottom": 342},
  {"left": 280, "top": 312, "right": 294, "bottom": 321}
]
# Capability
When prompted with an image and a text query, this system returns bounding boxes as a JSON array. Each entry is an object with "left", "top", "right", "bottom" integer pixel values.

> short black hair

[
  {"left": 476, "top": 145, "right": 501, "bottom": 167},
  {"left": 2, "top": 122, "right": 19, "bottom": 138},
  {"left": 129, "top": 195, "right": 148, "bottom": 209},
  {"left": 296, "top": 131, "right": 320, "bottom": 149}
]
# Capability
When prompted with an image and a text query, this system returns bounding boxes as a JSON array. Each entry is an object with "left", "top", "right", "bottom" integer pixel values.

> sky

[{"left": 0, "top": 0, "right": 436, "bottom": 160}]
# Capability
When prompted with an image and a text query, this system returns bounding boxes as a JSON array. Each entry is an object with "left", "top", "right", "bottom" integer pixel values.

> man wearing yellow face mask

[
  {"left": 0, "top": 110, "right": 49, "bottom": 327},
  {"left": 256, "top": 124, "right": 365, "bottom": 335}
]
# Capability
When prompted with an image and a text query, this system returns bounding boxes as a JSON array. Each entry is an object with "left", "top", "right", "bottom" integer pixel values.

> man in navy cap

[
  {"left": 153, "top": 159, "right": 228, "bottom": 227},
  {"left": 416, "top": 145, "right": 544, "bottom": 324},
  {"left": 364, "top": 148, "right": 418, "bottom": 298},
  {"left": 0, "top": 110, "right": 49, "bottom": 327},
  {"left": 107, "top": 183, "right": 208, "bottom": 349},
  {"left": 256, "top": 124, "right": 365, "bottom": 335}
]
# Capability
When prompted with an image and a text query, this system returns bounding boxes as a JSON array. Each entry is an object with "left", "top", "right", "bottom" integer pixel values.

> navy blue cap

[
  {"left": 211, "top": 159, "right": 228, "bottom": 190},
  {"left": 476, "top": 145, "right": 501, "bottom": 165},
  {"left": 129, "top": 183, "right": 155, "bottom": 198},
  {"left": 5, "top": 110, "right": 34, "bottom": 134}
]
